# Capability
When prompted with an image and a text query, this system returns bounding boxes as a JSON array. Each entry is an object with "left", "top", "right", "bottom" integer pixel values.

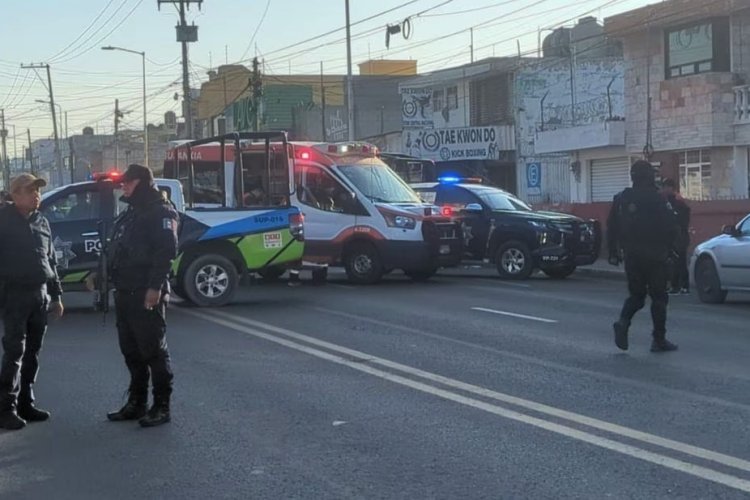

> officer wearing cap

[
  {"left": 106, "top": 164, "right": 178, "bottom": 428},
  {"left": 0, "top": 174, "right": 64, "bottom": 431},
  {"left": 607, "top": 160, "right": 679, "bottom": 353}
]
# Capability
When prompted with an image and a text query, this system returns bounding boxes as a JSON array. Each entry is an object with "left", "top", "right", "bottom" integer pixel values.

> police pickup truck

[{"left": 412, "top": 178, "right": 601, "bottom": 279}]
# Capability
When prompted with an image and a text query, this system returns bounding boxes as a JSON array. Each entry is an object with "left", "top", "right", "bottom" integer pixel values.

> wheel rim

[
  {"left": 698, "top": 261, "right": 718, "bottom": 294},
  {"left": 353, "top": 254, "right": 373, "bottom": 275},
  {"left": 195, "top": 264, "right": 230, "bottom": 298},
  {"left": 501, "top": 248, "right": 526, "bottom": 274}
]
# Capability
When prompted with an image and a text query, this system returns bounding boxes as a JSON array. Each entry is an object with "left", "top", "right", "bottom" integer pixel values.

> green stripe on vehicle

[
  {"left": 62, "top": 271, "right": 90, "bottom": 284},
  {"left": 171, "top": 253, "right": 183, "bottom": 275},
  {"left": 235, "top": 229, "right": 304, "bottom": 270}
]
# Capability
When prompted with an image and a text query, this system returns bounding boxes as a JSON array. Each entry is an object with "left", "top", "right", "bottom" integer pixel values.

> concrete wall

[{"left": 515, "top": 58, "right": 624, "bottom": 203}]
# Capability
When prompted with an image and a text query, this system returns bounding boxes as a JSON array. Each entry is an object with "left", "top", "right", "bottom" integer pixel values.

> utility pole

[
  {"left": 114, "top": 99, "right": 122, "bottom": 169},
  {"left": 22, "top": 63, "right": 63, "bottom": 186},
  {"left": 27, "top": 129, "right": 34, "bottom": 175},
  {"left": 251, "top": 57, "right": 262, "bottom": 132},
  {"left": 320, "top": 61, "right": 327, "bottom": 142},
  {"left": 158, "top": 0, "right": 201, "bottom": 139},
  {"left": 1, "top": 110, "right": 9, "bottom": 190},
  {"left": 470, "top": 28, "right": 474, "bottom": 63},
  {"left": 345, "top": 0, "right": 354, "bottom": 141}
]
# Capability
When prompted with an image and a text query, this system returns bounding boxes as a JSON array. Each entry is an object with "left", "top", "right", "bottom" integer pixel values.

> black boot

[
  {"left": 107, "top": 395, "right": 147, "bottom": 422},
  {"left": 0, "top": 410, "right": 27, "bottom": 431},
  {"left": 139, "top": 396, "right": 170, "bottom": 428},
  {"left": 17, "top": 403, "right": 50, "bottom": 422},
  {"left": 613, "top": 321, "right": 629, "bottom": 351},
  {"left": 651, "top": 338, "right": 679, "bottom": 353}
]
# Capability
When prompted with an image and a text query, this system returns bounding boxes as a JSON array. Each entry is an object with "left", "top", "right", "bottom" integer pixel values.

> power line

[
  {"left": 47, "top": 0, "right": 118, "bottom": 62},
  {"left": 239, "top": 0, "right": 272, "bottom": 62},
  {"left": 50, "top": 0, "right": 132, "bottom": 63}
]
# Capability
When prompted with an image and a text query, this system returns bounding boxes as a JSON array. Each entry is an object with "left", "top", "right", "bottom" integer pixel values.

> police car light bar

[
  {"left": 438, "top": 176, "right": 482, "bottom": 184},
  {"left": 91, "top": 170, "right": 123, "bottom": 182}
]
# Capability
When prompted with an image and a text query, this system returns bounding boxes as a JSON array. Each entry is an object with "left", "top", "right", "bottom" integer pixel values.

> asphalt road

[{"left": 1, "top": 268, "right": 749, "bottom": 500}]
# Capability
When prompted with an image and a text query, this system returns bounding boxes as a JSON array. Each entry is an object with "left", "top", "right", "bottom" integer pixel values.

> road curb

[{"left": 576, "top": 266, "right": 626, "bottom": 280}]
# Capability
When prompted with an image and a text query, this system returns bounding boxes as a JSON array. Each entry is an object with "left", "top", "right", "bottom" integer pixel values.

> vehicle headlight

[
  {"left": 529, "top": 220, "right": 550, "bottom": 231},
  {"left": 384, "top": 213, "right": 417, "bottom": 229}
]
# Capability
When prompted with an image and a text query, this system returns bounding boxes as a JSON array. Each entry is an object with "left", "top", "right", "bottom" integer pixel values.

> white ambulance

[{"left": 291, "top": 142, "right": 462, "bottom": 283}]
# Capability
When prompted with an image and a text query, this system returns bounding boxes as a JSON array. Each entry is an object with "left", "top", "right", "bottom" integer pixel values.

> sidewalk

[{"left": 577, "top": 259, "right": 626, "bottom": 279}]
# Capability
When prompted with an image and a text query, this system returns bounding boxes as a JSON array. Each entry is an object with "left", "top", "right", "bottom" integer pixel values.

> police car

[
  {"left": 40, "top": 172, "right": 175, "bottom": 292},
  {"left": 412, "top": 178, "right": 601, "bottom": 279}
]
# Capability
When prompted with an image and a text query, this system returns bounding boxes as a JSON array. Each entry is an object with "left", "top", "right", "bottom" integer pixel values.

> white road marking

[
  {"left": 182, "top": 308, "right": 750, "bottom": 494},
  {"left": 471, "top": 307, "right": 559, "bottom": 324},
  {"left": 312, "top": 306, "right": 750, "bottom": 413}
]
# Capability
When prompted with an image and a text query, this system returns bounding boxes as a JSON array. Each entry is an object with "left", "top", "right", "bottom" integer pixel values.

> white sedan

[{"left": 692, "top": 214, "right": 750, "bottom": 303}]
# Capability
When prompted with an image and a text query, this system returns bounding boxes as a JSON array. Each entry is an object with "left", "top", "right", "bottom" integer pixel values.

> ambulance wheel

[
  {"left": 344, "top": 242, "right": 383, "bottom": 285},
  {"left": 183, "top": 254, "right": 239, "bottom": 307},
  {"left": 258, "top": 266, "right": 286, "bottom": 282},
  {"left": 404, "top": 267, "right": 438, "bottom": 282}
]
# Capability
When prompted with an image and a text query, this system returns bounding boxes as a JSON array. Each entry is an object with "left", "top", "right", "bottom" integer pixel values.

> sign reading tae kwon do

[{"left": 402, "top": 126, "right": 505, "bottom": 162}]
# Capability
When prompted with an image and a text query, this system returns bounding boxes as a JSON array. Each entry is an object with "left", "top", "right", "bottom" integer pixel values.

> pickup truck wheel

[
  {"left": 258, "top": 266, "right": 286, "bottom": 282},
  {"left": 496, "top": 241, "right": 534, "bottom": 280},
  {"left": 543, "top": 265, "right": 576, "bottom": 280},
  {"left": 404, "top": 267, "right": 438, "bottom": 282},
  {"left": 183, "top": 254, "right": 238, "bottom": 307},
  {"left": 344, "top": 242, "right": 383, "bottom": 285},
  {"left": 695, "top": 257, "right": 727, "bottom": 304}
]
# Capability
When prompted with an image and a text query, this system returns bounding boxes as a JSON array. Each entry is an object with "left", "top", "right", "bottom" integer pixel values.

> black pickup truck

[{"left": 412, "top": 180, "right": 601, "bottom": 279}]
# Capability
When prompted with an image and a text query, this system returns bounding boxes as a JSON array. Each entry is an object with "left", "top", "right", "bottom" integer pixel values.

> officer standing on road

[
  {"left": 0, "top": 174, "right": 64, "bottom": 431},
  {"left": 106, "top": 164, "right": 178, "bottom": 428},
  {"left": 607, "top": 160, "right": 679, "bottom": 353},
  {"left": 661, "top": 178, "right": 691, "bottom": 295}
]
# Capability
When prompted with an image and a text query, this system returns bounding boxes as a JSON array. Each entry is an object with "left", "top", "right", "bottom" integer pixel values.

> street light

[{"left": 102, "top": 45, "right": 148, "bottom": 167}]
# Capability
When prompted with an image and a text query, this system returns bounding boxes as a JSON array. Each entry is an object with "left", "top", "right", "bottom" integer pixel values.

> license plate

[
  {"left": 542, "top": 255, "right": 560, "bottom": 262},
  {"left": 440, "top": 245, "right": 451, "bottom": 255}
]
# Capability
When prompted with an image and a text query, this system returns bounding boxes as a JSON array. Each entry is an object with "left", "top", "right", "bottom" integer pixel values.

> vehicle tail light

[
  {"left": 290, "top": 212, "right": 305, "bottom": 241},
  {"left": 298, "top": 149, "right": 311, "bottom": 160},
  {"left": 441, "top": 206, "right": 453, "bottom": 217}
]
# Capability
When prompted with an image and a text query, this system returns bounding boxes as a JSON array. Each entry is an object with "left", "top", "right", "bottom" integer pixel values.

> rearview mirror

[
  {"left": 722, "top": 224, "right": 738, "bottom": 237},
  {"left": 463, "top": 203, "right": 483, "bottom": 213}
]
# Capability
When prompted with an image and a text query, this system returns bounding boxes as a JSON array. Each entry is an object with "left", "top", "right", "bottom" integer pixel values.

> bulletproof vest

[{"left": 616, "top": 187, "right": 673, "bottom": 259}]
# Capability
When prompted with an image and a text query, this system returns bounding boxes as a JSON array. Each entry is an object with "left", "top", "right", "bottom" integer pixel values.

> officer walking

[
  {"left": 0, "top": 174, "right": 64, "bottom": 431},
  {"left": 106, "top": 164, "right": 178, "bottom": 428},
  {"left": 607, "top": 160, "right": 679, "bottom": 353}
]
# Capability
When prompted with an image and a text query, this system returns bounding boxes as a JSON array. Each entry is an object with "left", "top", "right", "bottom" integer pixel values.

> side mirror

[
  {"left": 463, "top": 203, "right": 483, "bottom": 213},
  {"left": 722, "top": 224, "right": 738, "bottom": 237}
]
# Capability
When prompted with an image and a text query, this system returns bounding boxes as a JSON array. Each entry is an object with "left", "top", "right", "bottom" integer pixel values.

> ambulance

[{"left": 165, "top": 140, "right": 463, "bottom": 284}]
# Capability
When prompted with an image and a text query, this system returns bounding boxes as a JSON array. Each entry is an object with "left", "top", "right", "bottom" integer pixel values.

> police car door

[
  {"left": 436, "top": 185, "right": 489, "bottom": 259},
  {"left": 295, "top": 164, "right": 360, "bottom": 263},
  {"left": 41, "top": 182, "right": 115, "bottom": 281}
]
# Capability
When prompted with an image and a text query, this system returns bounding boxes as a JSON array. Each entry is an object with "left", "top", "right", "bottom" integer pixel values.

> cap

[
  {"left": 121, "top": 164, "right": 154, "bottom": 184},
  {"left": 10, "top": 173, "right": 47, "bottom": 193}
]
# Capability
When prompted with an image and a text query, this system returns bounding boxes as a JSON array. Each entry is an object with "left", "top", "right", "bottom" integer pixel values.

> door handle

[{"left": 81, "top": 232, "right": 99, "bottom": 237}]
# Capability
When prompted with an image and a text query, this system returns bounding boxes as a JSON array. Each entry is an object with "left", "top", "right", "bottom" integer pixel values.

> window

[
  {"left": 437, "top": 186, "right": 482, "bottom": 209},
  {"left": 415, "top": 189, "right": 437, "bottom": 204},
  {"left": 447, "top": 86, "right": 458, "bottom": 110},
  {"left": 338, "top": 162, "right": 422, "bottom": 204},
  {"left": 477, "top": 190, "right": 532, "bottom": 211},
  {"left": 296, "top": 165, "right": 361, "bottom": 215},
  {"left": 43, "top": 190, "right": 101, "bottom": 223},
  {"left": 738, "top": 217, "right": 750, "bottom": 237},
  {"left": 666, "top": 18, "right": 730, "bottom": 78},
  {"left": 432, "top": 89, "right": 444, "bottom": 113},
  {"left": 679, "top": 149, "right": 711, "bottom": 200}
]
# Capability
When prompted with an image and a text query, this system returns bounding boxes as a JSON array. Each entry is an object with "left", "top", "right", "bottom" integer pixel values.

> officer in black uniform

[
  {"left": 106, "top": 164, "right": 178, "bottom": 428},
  {"left": 0, "top": 174, "right": 64, "bottom": 431},
  {"left": 607, "top": 160, "right": 679, "bottom": 353}
]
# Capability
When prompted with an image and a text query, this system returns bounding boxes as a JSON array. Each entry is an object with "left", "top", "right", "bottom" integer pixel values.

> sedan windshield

[
  {"left": 477, "top": 190, "right": 532, "bottom": 211},
  {"left": 338, "top": 162, "right": 422, "bottom": 204}
]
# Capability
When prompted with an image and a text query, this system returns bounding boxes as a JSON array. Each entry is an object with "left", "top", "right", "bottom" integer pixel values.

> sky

[{"left": 0, "top": 0, "right": 656, "bottom": 153}]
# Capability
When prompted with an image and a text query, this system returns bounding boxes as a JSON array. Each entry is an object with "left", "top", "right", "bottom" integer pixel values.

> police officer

[
  {"left": 0, "top": 174, "right": 64, "bottom": 431},
  {"left": 106, "top": 164, "right": 178, "bottom": 428},
  {"left": 607, "top": 160, "right": 679, "bottom": 353}
]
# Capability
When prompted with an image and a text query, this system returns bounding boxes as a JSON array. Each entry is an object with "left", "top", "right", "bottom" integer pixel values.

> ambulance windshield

[{"left": 338, "top": 163, "right": 422, "bottom": 204}]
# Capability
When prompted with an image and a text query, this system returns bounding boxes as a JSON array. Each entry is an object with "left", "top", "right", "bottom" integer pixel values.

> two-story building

[
  {"left": 398, "top": 58, "right": 522, "bottom": 192},
  {"left": 599, "top": 0, "right": 750, "bottom": 247}
]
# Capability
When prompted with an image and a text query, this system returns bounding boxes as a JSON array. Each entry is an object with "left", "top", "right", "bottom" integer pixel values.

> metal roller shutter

[{"left": 591, "top": 157, "right": 630, "bottom": 202}]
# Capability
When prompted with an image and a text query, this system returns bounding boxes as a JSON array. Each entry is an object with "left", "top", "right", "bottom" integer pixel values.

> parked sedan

[{"left": 692, "top": 214, "right": 750, "bottom": 303}]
